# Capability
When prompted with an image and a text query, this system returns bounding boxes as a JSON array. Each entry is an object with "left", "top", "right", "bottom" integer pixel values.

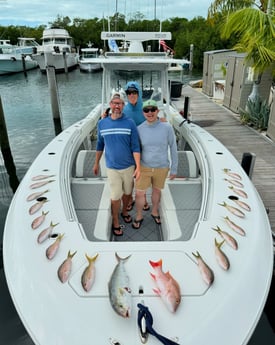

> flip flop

[
  {"left": 112, "top": 225, "right": 124, "bottom": 236},
  {"left": 126, "top": 201, "right": 135, "bottom": 211},
  {"left": 151, "top": 214, "right": 161, "bottom": 225},
  {"left": 132, "top": 219, "right": 144, "bottom": 229},
  {"left": 143, "top": 203, "right": 150, "bottom": 211},
  {"left": 120, "top": 213, "right": 132, "bottom": 223}
]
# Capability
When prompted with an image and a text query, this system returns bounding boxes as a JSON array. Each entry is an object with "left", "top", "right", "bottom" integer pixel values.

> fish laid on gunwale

[
  {"left": 108, "top": 252, "right": 132, "bottom": 318},
  {"left": 149, "top": 259, "right": 181, "bottom": 313}
]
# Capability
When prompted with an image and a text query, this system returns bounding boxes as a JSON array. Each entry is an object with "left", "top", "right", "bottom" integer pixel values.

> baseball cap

[
  {"left": 143, "top": 99, "right": 158, "bottom": 109},
  {"left": 125, "top": 82, "right": 138, "bottom": 93},
  {"left": 110, "top": 91, "right": 126, "bottom": 103}
]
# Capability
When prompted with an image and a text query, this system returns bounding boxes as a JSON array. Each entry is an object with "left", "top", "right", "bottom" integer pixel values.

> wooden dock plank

[{"left": 175, "top": 85, "right": 275, "bottom": 234}]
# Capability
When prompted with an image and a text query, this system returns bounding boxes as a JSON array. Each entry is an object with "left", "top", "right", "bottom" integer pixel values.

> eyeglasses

[
  {"left": 143, "top": 107, "right": 157, "bottom": 113},
  {"left": 111, "top": 101, "right": 123, "bottom": 106},
  {"left": 126, "top": 90, "right": 138, "bottom": 95}
]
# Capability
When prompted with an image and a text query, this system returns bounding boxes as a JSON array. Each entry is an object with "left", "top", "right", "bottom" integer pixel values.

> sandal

[
  {"left": 151, "top": 214, "right": 161, "bottom": 225},
  {"left": 120, "top": 213, "right": 132, "bottom": 223},
  {"left": 112, "top": 225, "right": 124, "bottom": 236},
  {"left": 143, "top": 203, "right": 150, "bottom": 211},
  {"left": 132, "top": 219, "right": 144, "bottom": 229},
  {"left": 126, "top": 201, "right": 135, "bottom": 211}
]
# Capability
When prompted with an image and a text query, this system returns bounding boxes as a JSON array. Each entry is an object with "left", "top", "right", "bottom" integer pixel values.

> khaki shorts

[
  {"left": 107, "top": 166, "right": 135, "bottom": 200},
  {"left": 135, "top": 165, "right": 169, "bottom": 191}
]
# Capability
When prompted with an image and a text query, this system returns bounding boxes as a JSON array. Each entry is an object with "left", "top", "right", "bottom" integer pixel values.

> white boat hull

[
  {"left": 79, "top": 61, "right": 102, "bottom": 72},
  {"left": 33, "top": 52, "right": 78, "bottom": 73},
  {"left": 0, "top": 56, "right": 37, "bottom": 75}
]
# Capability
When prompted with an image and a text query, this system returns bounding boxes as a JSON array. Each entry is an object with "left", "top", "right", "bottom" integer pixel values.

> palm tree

[{"left": 208, "top": 0, "right": 275, "bottom": 119}]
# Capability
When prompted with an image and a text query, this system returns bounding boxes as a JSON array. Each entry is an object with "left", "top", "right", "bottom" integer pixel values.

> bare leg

[
  {"left": 151, "top": 187, "right": 161, "bottom": 223},
  {"left": 132, "top": 189, "right": 145, "bottom": 228},
  {"left": 121, "top": 194, "right": 132, "bottom": 220},
  {"left": 111, "top": 199, "right": 121, "bottom": 228}
]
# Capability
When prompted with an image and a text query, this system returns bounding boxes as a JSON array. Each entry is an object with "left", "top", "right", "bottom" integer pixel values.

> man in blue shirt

[{"left": 93, "top": 92, "right": 141, "bottom": 236}]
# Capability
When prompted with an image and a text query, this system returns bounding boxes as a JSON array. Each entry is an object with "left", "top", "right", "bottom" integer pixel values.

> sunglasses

[
  {"left": 126, "top": 90, "right": 138, "bottom": 95},
  {"left": 143, "top": 107, "right": 157, "bottom": 113}
]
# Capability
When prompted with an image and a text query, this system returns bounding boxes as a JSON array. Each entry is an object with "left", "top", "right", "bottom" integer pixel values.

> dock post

[
  {"left": 21, "top": 54, "right": 27, "bottom": 78},
  {"left": 241, "top": 152, "right": 256, "bottom": 179},
  {"left": 0, "top": 96, "right": 19, "bottom": 193},
  {"left": 45, "top": 52, "right": 62, "bottom": 135},
  {"left": 189, "top": 44, "right": 194, "bottom": 72},
  {"left": 62, "top": 49, "right": 68, "bottom": 74}
]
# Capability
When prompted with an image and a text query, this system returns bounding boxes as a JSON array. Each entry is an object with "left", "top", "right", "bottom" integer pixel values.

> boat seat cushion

[
  {"left": 177, "top": 150, "right": 198, "bottom": 178},
  {"left": 75, "top": 150, "right": 107, "bottom": 178}
]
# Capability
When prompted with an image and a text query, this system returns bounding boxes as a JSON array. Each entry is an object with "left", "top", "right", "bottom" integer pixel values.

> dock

[{"left": 173, "top": 85, "right": 275, "bottom": 235}]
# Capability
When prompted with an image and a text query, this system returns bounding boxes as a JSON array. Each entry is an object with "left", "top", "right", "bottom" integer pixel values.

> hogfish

[{"left": 149, "top": 259, "right": 181, "bottom": 313}]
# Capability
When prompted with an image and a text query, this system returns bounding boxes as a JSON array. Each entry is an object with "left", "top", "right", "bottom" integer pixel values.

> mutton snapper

[{"left": 108, "top": 252, "right": 132, "bottom": 318}]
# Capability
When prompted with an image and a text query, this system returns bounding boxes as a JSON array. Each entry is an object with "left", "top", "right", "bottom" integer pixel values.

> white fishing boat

[
  {"left": 3, "top": 32, "right": 273, "bottom": 345},
  {"left": 16, "top": 37, "right": 41, "bottom": 55},
  {"left": 32, "top": 28, "right": 78, "bottom": 73},
  {"left": 78, "top": 47, "right": 103, "bottom": 73},
  {"left": 0, "top": 40, "right": 38, "bottom": 75}
]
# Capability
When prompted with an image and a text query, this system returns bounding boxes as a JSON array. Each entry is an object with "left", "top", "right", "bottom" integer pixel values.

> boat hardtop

[{"left": 3, "top": 32, "right": 273, "bottom": 345}]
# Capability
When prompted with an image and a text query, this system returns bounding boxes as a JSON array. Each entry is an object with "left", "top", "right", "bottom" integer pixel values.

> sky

[{"left": 0, "top": 0, "right": 213, "bottom": 27}]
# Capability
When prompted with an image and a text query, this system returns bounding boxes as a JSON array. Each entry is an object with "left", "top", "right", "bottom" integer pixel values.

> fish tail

[
  {"left": 68, "top": 250, "right": 77, "bottom": 259},
  {"left": 85, "top": 253, "right": 99, "bottom": 263},
  {"left": 115, "top": 252, "right": 131, "bottom": 262},
  {"left": 42, "top": 211, "right": 49, "bottom": 216},
  {"left": 192, "top": 251, "right": 201, "bottom": 259},
  {"left": 218, "top": 202, "right": 226, "bottom": 207},
  {"left": 149, "top": 259, "right": 162, "bottom": 268},
  {"left": 50, "top": 221, "right": 59, "bottom": 228},
  {"left": 215, "top": 238, "right": 225, "bottom": 248}
]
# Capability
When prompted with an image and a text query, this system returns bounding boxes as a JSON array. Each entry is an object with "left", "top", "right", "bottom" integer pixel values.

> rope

[{"left": 137, "top": 303, "right": 180, "bottom": 345}]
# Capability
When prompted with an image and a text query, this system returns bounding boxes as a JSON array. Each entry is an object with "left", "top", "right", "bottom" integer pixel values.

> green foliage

[
  {"left": 240, "top": 95, "right": 271, "bottom": 130},
  {"left": 0, "top": 12, "right": 237, "bottom": 71}
]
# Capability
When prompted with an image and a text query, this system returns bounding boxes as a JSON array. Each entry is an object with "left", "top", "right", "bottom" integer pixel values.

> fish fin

[
  {"left": 149, "top": 259, "right": 162, "bottom": 268},
  {"left": 150, "top": 272, "right": 156, "bottom": 280},
  {"left": 152, "top": 288, "right": 161, "bottom": 295}
]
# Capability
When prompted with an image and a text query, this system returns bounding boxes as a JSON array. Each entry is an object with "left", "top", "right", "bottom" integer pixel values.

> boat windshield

[{"left": 109, "top": 69, "right": 163, "bottom": 104}]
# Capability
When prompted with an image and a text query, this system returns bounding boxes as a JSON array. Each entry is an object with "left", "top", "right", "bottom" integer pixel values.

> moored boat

[
  {"left": 78, "top": 47, "right": 103, "bottom": 73},
  {"left": 0, "top": 40, "right": 38, "bottom": 75},
  {"left": 3, "top": 31, "right": 273, "bottom": 345},
  {"left": 32, "top": 28, "right": 78, "bottom": 73}
]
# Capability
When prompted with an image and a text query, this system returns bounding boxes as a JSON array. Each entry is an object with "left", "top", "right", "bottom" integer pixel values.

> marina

[{"left": 0, "top": 58, "right": 274, "bottom": 343}]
